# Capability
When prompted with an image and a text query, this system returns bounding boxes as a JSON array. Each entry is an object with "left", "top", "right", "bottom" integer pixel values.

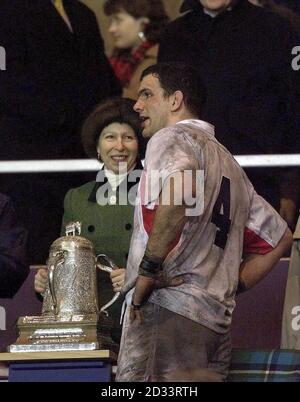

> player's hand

[
  {"left": 34, "top": 266, "right": 48, "bottom": 294},
  {"left": 130, "top": 273, "right": 184, "bottom": 324},
  {"left": 110, "top": 268, "right": 125, "bottom": 293}
]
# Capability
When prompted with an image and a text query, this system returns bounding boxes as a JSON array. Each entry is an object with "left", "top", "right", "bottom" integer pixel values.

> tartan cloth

[{"left": 228, "top": 349, "right": 300, "bottom": 382}]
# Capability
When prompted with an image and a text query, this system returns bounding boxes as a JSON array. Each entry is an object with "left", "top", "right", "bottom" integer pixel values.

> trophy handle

[
  {"left": 48, "top": 250, "right": 66, "bottom": 316},
  {"left": 96, "top": 254, "right": 120, "bottom": 317}
]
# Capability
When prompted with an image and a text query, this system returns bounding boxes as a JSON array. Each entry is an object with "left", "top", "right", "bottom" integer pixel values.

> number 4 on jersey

[{"left": 211, "top": 177, "right": 231, "bottom": 249}]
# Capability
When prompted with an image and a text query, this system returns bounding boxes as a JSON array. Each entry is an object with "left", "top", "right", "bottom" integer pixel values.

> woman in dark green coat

[{"left": 34, "top": 97, "right": 146, "bottom": 350}]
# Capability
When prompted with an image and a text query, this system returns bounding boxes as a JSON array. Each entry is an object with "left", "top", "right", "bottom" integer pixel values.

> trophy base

[{"left": 9, "top": 314, "right": 100, "bottom": 353}]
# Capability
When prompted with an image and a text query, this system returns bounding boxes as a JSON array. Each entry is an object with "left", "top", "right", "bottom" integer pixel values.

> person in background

[
  {"left": 34, "top": 97, "right": 146, "bottom": 350},
  {"left": 104, "top": 0, "right": 168, "bottom": 99},
  {"left": 0, "top": 0, "right": 122, "bottom": 264},
  {"left": 158, "top": 0, "right": 300, "bottom": 231},
  {"left": 116, "top": 63, "right": 292, "bottom": 382},
  {"left": 0, "top": 194, "right": 28, "bottom": 298}
]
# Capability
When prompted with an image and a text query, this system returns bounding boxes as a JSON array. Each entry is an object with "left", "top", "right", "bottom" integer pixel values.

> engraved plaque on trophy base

[{"left": 9, "top": 314, "right": 100, "bottom": 352}]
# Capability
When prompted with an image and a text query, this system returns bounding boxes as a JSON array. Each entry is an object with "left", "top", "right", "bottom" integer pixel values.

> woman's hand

[
  {"left": 34, "top": 266, "right": 48, "bottom": 294},
  {"left": 110, "top": 268, "right": 125, "bottom": 293}
]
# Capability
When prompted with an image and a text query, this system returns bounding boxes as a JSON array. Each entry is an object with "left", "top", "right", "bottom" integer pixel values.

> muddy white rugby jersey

[{"left": 123, "top": 119, "right": 287, "bottom": 333}]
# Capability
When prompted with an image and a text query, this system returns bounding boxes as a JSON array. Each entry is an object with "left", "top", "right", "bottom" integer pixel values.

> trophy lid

[{"left": 50, "top": 221, "right": 94, "bottom": 251}]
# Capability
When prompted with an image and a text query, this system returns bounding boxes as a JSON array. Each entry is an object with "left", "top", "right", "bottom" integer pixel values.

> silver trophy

[{"left": 9, "top": 222, "right": 120, "bottom": 352}]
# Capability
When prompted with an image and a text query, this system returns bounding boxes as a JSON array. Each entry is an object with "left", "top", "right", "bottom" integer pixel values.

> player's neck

[{"left": 167, "top": 110, "right": 198, "bottom": 126}]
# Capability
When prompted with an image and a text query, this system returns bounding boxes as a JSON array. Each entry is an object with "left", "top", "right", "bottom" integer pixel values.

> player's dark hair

[{"left": 141, "top": 63, "right": 206, "bottom": 117}]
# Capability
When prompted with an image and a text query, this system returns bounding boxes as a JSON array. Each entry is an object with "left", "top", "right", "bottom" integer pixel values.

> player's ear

[{"left": 170, "top": 91, "right": 184, "bottom": 112}]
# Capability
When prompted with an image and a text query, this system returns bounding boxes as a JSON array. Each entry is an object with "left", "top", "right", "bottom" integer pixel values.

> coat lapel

[{"left": 43, "top": 0, "right": 75, "bottom": 39}]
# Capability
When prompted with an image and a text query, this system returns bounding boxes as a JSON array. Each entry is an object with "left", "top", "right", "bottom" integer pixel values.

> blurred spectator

[
  {"left": 0, "top": 194, "right": 28, "bottom": 298},
  {"left": 0, "top": 0, "right": 122, "bottom": 263},
  {"left": 158, "top": 0, "right": 300, "bottom": 230},
  {"left": 104, "top": 0, "right": 168, "bottom": 99}
]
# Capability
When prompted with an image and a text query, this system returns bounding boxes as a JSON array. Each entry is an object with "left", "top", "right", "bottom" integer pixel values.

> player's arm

[
  {"left": 146, "top": 178, "right": 188, "bottom": 259},
  {"left": 238, "top": 228, "right": 292, "bottom": 292},
  {"left": 131, "top": 172, "right": 194, "bottom": 322}
]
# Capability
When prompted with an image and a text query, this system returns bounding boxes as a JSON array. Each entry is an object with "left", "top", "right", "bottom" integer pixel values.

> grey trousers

[{"left": 116, "top": 302, "right": 231, "bottom": 382}]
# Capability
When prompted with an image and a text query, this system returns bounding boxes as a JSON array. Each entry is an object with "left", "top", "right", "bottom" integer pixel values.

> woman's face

[
  {"left": 97, "top": 122, "right": 139, "bottom": 174},
  {"left": 108, "top": 11, "right": 144, "bottom": 50}
]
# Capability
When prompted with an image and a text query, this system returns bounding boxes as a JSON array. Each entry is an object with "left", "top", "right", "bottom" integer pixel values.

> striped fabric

[{"left": 228, "top": 349, "right": 300, "bottom": 382}]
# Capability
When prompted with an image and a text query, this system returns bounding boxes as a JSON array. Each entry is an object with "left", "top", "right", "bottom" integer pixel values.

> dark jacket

[
  {"left": 0, "top": 194, "right": 28, "bottom": 298},
  {"left": 158, "top": 0, "right": 300, "bottom": 208},
  {"left": 0, "top": 0, "right": 121, "bottom": 159}
]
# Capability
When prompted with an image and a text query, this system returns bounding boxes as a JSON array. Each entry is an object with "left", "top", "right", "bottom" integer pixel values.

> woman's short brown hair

[
  {"left": 104, "top": 0, "right": 169, "bottom": 43},
  {"left": 81, "top": 97, "right": 146, "bottom": 160}
]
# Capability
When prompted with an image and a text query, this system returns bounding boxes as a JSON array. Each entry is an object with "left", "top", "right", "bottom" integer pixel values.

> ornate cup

[
  {"left": 9, "top": 222, "right": 119, "bottom": 352},
  {"left": 42, "top": 221, "right": 119, "bottom": 318}
]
